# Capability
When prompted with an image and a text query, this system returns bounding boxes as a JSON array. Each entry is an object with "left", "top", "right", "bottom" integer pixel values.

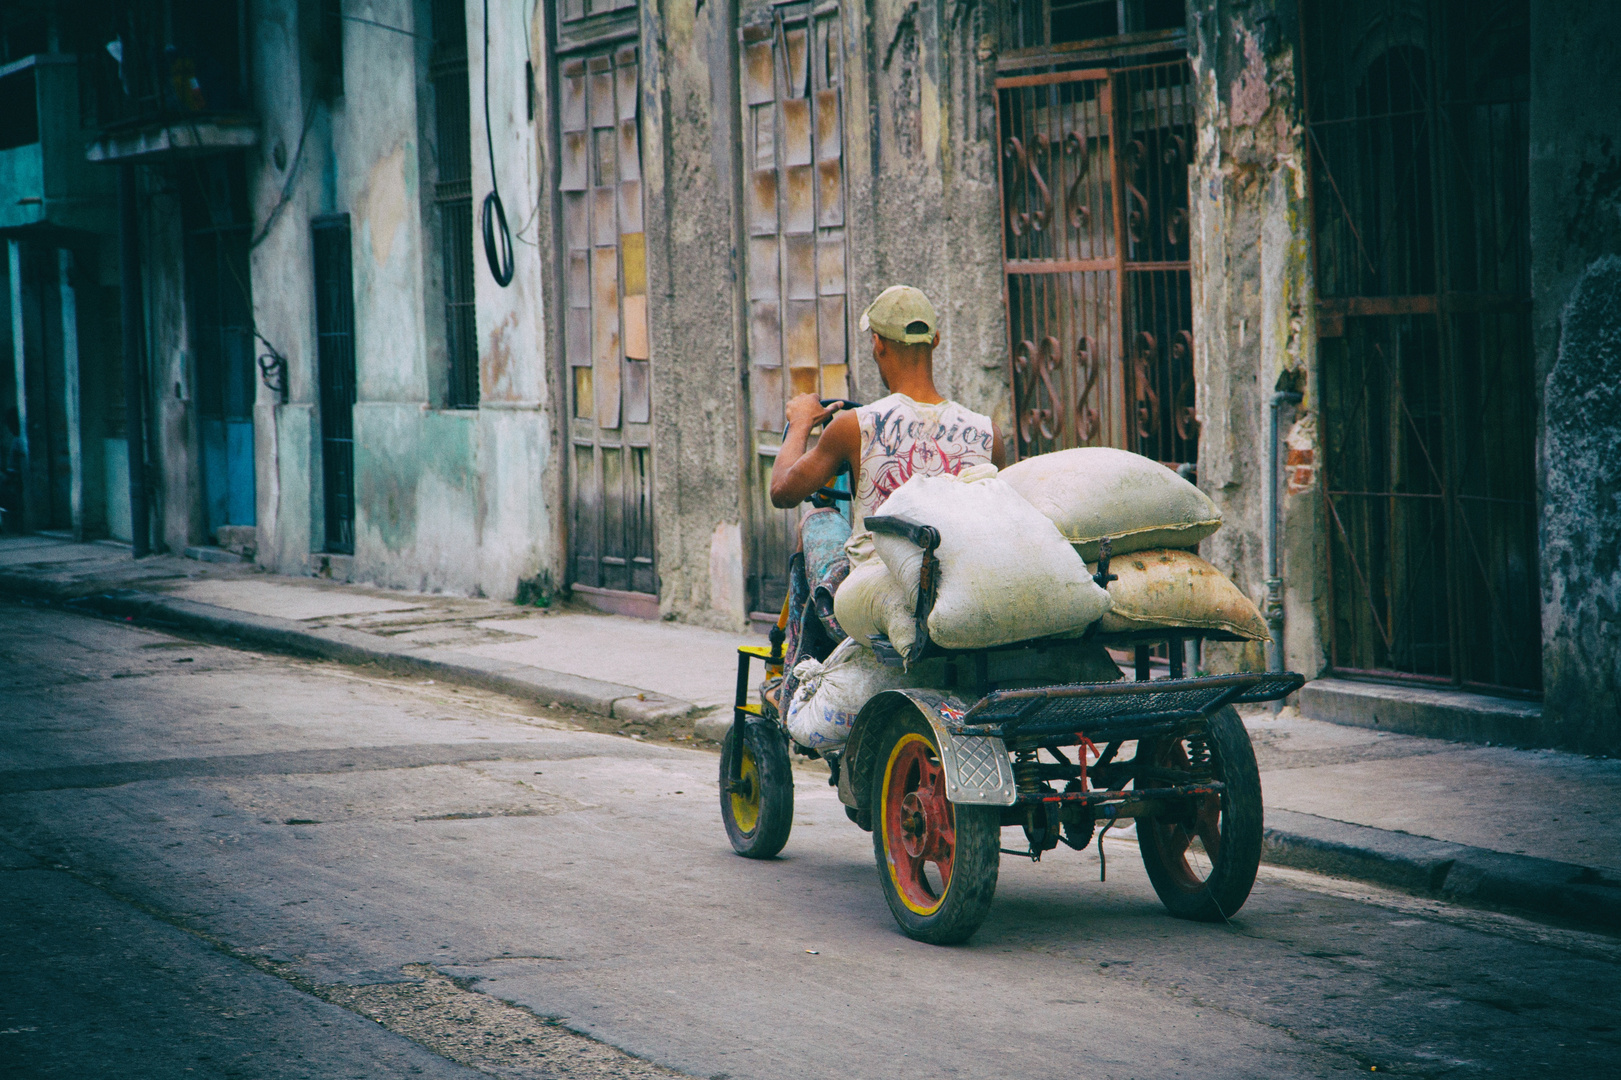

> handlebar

[{"left": 784, "top": 398, "right": 862, "bottom": 436}]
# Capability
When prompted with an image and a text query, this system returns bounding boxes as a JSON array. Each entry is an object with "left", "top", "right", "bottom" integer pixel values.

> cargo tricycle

[{"left": 719, "top": 515, "right": 1303, "bottom": 945}]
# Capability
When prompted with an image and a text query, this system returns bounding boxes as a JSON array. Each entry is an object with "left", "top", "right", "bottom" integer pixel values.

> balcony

[
  {"left": 80, "top": 0, "right": 258, "bottom": 164},
  {"left": 0, "top": 53, "right": 113, "bottom": 234}
]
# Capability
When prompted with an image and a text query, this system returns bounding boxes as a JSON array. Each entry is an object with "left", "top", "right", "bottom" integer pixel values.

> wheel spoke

[
  {"left": 1192, "top": 797, "right": 1222, "bottom": 861},
  {"left": 1163, "top": 821, "right": 1192, "bottom": 860}
]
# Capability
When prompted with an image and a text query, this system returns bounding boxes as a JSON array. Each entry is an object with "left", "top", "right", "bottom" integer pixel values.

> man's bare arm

[
  {"left": 992, "top": 426, "right": 1008, "bottom": 470},
  {"left": 769, "top": 399, "right": 860, "bottom": 508}
]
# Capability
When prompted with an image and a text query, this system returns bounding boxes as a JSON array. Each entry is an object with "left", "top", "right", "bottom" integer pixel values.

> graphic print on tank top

[{"left": 854, "top": 393, "right": 996, "bottom": 528}]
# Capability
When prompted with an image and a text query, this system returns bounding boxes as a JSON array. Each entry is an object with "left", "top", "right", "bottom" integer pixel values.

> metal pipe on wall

[
  {"left": 1263, "top": 390, "right": 1302, "bottom": 673},
  {"left": 118, "top": 163, "right": 149, "bottom": 558}
]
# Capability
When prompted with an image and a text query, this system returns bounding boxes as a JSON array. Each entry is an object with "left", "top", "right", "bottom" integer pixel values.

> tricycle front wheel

[
  {"left": 871, "top": 709, "right": 1000, "bottom": 944},
  {"left": 1136, "top": 705, "right": 1262, "bottom": 921},
  {"left": 720, "top": 718, "right": 794, "bottom": 858}
]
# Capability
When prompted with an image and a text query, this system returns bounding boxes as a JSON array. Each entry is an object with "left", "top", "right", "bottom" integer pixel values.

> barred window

[{"left": 431, "top": 0, "right": 477, "bottom": 408}]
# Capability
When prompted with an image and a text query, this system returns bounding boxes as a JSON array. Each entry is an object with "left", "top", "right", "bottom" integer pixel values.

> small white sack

[
  {"left": 832, "top": 531, "right": 919, "bottom": 658},
  {"left": 870, "top": 465, "right": 1111, "bottom": 650},
  {"left": 785, "top": 638, "right": 922, "bottom": 750},
  {"left": 1000, "top": 447, "right": 1222, "bottom": 560}
]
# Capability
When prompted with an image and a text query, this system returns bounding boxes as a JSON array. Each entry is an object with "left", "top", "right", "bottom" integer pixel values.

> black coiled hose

[{"left": 481, "top": 0, "right": 514, "bottom": 287}]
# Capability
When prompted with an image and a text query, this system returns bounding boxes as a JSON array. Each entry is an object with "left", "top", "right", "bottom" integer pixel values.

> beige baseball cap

[{"left": 859, "top": 285, "right": 938, "bottom": 345}]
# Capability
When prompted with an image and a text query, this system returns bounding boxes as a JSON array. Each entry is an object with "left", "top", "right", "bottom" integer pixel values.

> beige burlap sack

[
  {"left": 1001, "top": 447, "right": 1222, "bottom": 560},
  {"left": 1088, "top": 548, "right": 1269, "bottom": 640},
  {"left": 870, "top": 466, "right": 1111, "bottom": 651},
  {"left": 833, "top": 532, "right": 919, "bottom": 659}
]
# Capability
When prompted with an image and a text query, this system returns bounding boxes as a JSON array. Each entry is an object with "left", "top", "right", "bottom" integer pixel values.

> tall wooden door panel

[
  {"left": 560, "top": 45, "right": 656, "bottom": 598},
  {"left": 740, "top": 2, "right": 850, "bottom": 615}
]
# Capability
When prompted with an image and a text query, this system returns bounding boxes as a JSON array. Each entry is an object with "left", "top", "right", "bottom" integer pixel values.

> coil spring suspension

[
  {"left": 1185, "top": 733, "right": 1214, "bottom": 779},
  {"left": 1013, "top": 749, "right": 1043, "bottom": 794}
]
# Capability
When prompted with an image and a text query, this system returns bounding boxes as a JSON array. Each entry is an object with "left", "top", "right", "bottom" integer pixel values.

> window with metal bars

[
  {"left": 1000, "top": 0, "right": 1185, "bottom": 53},
  {"left": 431, "top": 0, "right": 477, "bottom": 408},
  {"left": 313, "top": 215, "right": 356, "bottom": 554}
]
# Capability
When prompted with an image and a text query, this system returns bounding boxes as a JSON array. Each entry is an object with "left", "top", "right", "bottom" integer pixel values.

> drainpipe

[
  {"left": 118, "top": 163, "right": 149, "bottom": 557},
  {"left": 1263, "top": 390, "right": 1303, "bottom": 674}
]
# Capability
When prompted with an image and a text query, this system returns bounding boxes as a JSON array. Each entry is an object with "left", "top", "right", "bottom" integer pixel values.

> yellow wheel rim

[
  {"left": 881, "top": 732, "right": 953, "bottom": 917},
  {"left": 730, "top": 746, "right": 761, "bottom": 834}
]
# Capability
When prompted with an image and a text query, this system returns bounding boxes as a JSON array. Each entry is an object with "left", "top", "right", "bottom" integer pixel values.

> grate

[
  {"left": 313, "top": 215, "right": 356, "bottom": 555},
  {"left": 1304, "top": 0, "right": 1538, "bottom": 691}
]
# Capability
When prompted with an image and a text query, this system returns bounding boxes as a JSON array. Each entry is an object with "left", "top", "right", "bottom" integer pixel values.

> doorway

[
  {"left": 995, "top": 58, "right": 1195, "bottom": 467},
  {"left": 738, "top": 0, "right": 852, "bottom": 617},
  {"left": 182, "top": 155, "right": 255, "bottom": 538},
  {"left": 555, "top": 38, "right": 657, "bottom": 606},
  {"left": 1303, "top": 0, "right": 1538, "bottom": 692}
]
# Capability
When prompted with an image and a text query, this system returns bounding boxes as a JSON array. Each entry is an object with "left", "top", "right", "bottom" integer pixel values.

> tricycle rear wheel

[
  {"left": 871, "top": 709, "right": 1000, "bottom": 944},
  {"left": 720, "top": 718, "right": 794, "bottom": 858},
  {"left": 1136, "top": 705, "right": 1262, "bottom": 922}
]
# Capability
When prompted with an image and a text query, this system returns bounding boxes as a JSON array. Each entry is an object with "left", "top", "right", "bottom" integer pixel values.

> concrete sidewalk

[{"left": 2, "top": 534, "right": 1617, "bottom": 932}]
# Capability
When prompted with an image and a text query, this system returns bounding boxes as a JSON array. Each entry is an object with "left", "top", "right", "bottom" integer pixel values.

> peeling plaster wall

[
  {"left": 1188, "top": 0, "right": 1324, "bottom": 677},
  {"left": 637, "top": 0, "right": 751, "bottom": 629},
  {"left": 851, "top": 0, "right": 1006, "bottom": 424},
  {"left": 243, "top": 0, "right": 556, "bottom": 601},
  {"left": 1531, "top": 1, "right": 1621, "bottom": 755},
  {"left": 142, "top": 180, "right": 199, "bottom": 556},
  {"left": 248, "top": 1, "right": 321, "bottom": 574}
]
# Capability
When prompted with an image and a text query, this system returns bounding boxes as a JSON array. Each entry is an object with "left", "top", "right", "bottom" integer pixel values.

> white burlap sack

[
  {"left": 1000, "top": 447, "right": 1222, "bottom": 560},
  {"left": 870, "top": 466, "right": 1111, "bottom": 650},
  {"left": 784, "top": 638, "right": 933, "bottom": 750},
  {"left": 1089, "top": 548, "right": 1270, "bottom": 640},
  {"left": 833, "top": 531, "right": 919, "bottom": 658}
]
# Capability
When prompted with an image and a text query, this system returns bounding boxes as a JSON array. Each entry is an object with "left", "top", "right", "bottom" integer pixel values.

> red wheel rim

[
  {"left": 1145, "top": 738, "right": 1223, "bottom": 892},
  {"left": 881, "top": 733, "right": 955, "bottom": 916}
]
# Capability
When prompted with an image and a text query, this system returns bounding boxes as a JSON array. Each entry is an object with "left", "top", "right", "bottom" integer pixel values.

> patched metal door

[
  {"left": 739, "top": 2, "right": 851, "bottom": 615},
  {"left": 996, "top": 60, "right": 1196, "bottom": 467},
  {"left": 558, "top": 44, "right": 657, "bottom": 601},
  {"left": 1304, "top": 0, "right": 1538, "bottom": 691}
]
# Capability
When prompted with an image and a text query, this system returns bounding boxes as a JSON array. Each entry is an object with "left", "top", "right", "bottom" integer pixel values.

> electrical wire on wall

[{"left": 481, "top": 0, "right": 514, "bottom": 287}]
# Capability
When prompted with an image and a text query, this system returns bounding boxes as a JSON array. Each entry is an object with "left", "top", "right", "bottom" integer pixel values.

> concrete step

[{"left": 1300, "top": 677, "right": 1543, "bottom": 748}]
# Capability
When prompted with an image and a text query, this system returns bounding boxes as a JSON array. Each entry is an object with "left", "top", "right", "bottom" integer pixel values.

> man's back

[{"left": 853, "top": 392, "right": 996, "bottom": 529}]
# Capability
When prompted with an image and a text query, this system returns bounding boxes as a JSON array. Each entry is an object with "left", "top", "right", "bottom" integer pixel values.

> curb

[
  {"left": 2, "top": 571, "right": 698, "bottom": 724},
  {"left": 1263, "top": 808, "right": 1621, "bottom": 931}
]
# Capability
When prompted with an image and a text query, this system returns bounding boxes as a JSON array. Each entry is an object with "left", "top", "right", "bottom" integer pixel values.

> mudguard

[{"left": 839, "top": 688, "right": 1017, "bottom": 814}]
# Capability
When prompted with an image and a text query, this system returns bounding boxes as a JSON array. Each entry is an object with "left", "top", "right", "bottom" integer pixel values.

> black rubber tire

[
  {"left": 1136, "top": 705, "right": 1263, "bottom": 921},
  {"left": 719, "top": 718, "right": 794, "bottom": 859},
  {"left": 870, "top": 709, "right": 1000, "bottom": 945}
]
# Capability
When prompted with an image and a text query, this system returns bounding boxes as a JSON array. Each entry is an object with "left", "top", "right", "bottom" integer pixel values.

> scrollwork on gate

[
  {"left": 1171, "top": 330, "right": 1198, "bottom": 445},
  {"left": 1133, "top": 330, "right": 1161, "bottom": 444},
  {"left": 1003, "top": 135, "right": 1052, "bottom": 237},
  {"left": 1063, "top": 131, "right": 1094, "bottom": 232},
  {"left": 1075, "top": 334, "right": 1101, "bottom": 443},
  {"left": 1014, "top": 336, "right": 1061, "bottom": 448}
]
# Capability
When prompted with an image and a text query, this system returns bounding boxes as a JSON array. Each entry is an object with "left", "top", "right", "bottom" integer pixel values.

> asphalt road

[{"left": 2, "top": 602, "right": 1617, "bottom": 1079}]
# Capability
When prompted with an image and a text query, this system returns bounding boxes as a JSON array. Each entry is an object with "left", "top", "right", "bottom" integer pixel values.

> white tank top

[{"left": 853, "top": 393, "right": 996, "bottom": 529}]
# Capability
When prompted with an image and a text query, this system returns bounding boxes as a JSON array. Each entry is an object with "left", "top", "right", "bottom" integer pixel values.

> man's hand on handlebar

[
  {"left": 785, "top": 393, "right": 844, "bottom": 433},
  {"left": 769, "top": 396, "right": 862, "bottom": 509}
]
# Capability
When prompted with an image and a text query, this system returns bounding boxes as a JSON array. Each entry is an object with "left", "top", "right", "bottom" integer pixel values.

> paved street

[{"left": 2, "top": 602, "right": 1617, "bottom": 1079}]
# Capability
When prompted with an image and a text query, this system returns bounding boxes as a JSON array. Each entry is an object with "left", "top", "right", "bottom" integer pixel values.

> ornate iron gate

[
  {"left": 996, "top": 59, "right": 1195, "bottom": 466},
  {"left": 1304, "top": 0, "right": 1538, "bottom": 692}
]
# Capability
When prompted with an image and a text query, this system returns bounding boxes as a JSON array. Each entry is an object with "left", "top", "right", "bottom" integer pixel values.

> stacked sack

[
  {"left": 797, "top": 449, "right": 1265, "bottom": 750},
  {"left": 1000, "top": 447, "right": 1268, "bottom": 641},
  {"left": 833, "top": 463, "right": 1112, "bottom": 663}
]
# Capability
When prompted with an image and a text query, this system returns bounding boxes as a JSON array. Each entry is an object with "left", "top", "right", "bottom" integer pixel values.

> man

[
  {"left": 770, "top": 284, "right": 1006, "bottom": 522},
  {"left": 762, "top": 285, "right": 1005, "bottom": 718}
]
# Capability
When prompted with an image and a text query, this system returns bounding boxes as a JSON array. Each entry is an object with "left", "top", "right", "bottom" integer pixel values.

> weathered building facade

[{"left": 3, "top": 0, "right": 1615, "bottom": 752}]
